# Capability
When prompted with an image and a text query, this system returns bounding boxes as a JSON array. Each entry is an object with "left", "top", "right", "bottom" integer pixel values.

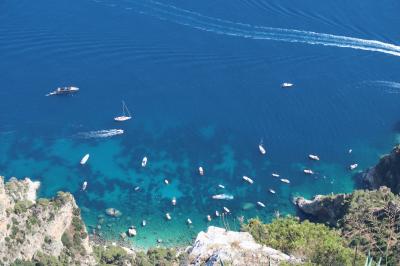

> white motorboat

[
  {"left": 257, "top": 201, "right": 266, "bottom": 208},
  {"left": 259, "top": 143, "right": 266, "bottom": 155},
  {"left": 303, "top": 169, "right": 314, "bottom": 175},
  {"left": 207, "top": 215, "right": 212, "bottom": 222},
  {"left": 80, "top": 154, "right": 90, "bottom": 165},
  {"left": 215, "top": 210, "right": 220, "bottom": 217},
  {"left": 114, "top": 101, "right": 132, "bottom": 122},
  {"left": 348, "top": 149, "right": 353, "bottom": 154},
  {"left": 223, "top": 207, "right": 230, "bottom": 213},
  {"left": 281, "top": 82, "right": 294, "bottom": 88},
  {"left": 142, "top": 220, "right": 146, "bottom": 227},
  {"left": 164, "top": 179, "right": 169, "bottom": 185},
  {"left": 82, "top": 181, "right": 88, "bottom": 191},
  {"left": 187, "top": 218, "right": 192, "bottom": 225},
  {"left": 171, "top": 197, "right": 177, "bottom": 206},
  {"left": 134, "top": 186, "right": 140, "bottom": 191},
  {"left": 218, "top": 184, "right": 225, "bottom": 189},
  {"left": 46, "top": 86, "right": 79, "bottom": 96},
  {"left": 141, "top": 156, "right": 148, "bottom": 167},
  {"left": 268, "top": 189, "right": 276, "bottom": 194},
  {"left": 198, "top": 166, "right": 204, "bottom": 176},
  {"left": 165, "top": 213, "right": 171, "bottom": 220},
  {"left": 350, "top": 163, "right": 358, "bottom": 170},
  {"left": 280, "top": 178, "right": 290, "bottom": 184},
  {"left": 272, "top": 173, "right": 280, "bottom": 177},
  {"left": 212, "top": 194, "right": 234, "bottom": 200},
  {"left": 308, "top": 154, "right": 320, "bottom": 161},
  {"left": 242, "top": 176, "right": 254, "bottom": 184}
]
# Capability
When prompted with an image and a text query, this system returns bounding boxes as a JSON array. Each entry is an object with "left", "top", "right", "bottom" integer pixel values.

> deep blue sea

[{"left": 1, "top": 0, "right": 400, "bottom": 248}]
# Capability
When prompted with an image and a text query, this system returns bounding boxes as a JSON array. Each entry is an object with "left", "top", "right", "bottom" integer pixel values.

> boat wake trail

[
  {"left": 77, "top": 129, "right": 124, "bottom": 139},
  {"left": 370, "top": 81, "right": 400, "bottom": 94},
  {"left": 94, "top": 0, "right": 400, "bottom": 57}
]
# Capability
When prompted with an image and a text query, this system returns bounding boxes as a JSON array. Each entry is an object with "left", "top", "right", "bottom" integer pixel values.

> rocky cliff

[
  {"left": 0, "top": 176, "right": 95, "bottom": 265},
  {"left": 362, "top": 144, "right": 400, "bottom": 194}
]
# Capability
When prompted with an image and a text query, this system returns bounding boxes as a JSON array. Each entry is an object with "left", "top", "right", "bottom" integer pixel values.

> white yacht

[
  {"left": 141, "top": 156, "right": 148, "bottom": 167},
  {"left": 257, "top": 201, "right": 266, "bottom": 208},
  {"left": 80, "top": 154, "right": 90, "bottom": 165},
  {"left": 308, "top": 154, "right": 320, "bottom": 161},
  {"left": 242, "top": 176, "right": 254, "bottom": 184},
  {"left": 46, "top": 86, "right": 79, "bottom": 96},
  {"left": 164, "top": 179, "right": 169, "bottom": 185},
  {"left": 218, "top": 184, "right": 225, "bottom": 189},
  {"left": 171, "top": 197, "right": 177, "bottom": 206},
  {"left": 223, "top": 207, "right": 230, "bottom": 213},
  {"left": 272, "top": 173, "right": 280, "bottom": 177},
  {"left": 281, "top": 82, "right": 294, "bottom": 88},
  {"left": 207, "top": 215, "right": 212, "bottom": 222},
  {"left": 280, "top": 178, "right": 290, "bottom": 184},
  {"left": 142, "top": 220, "right": 146, "bottom": 227},
  {"left": 303, "top": 169, "right": 314, "bottom": 175},
  {"left": 165, "top": 213, "right": 171, "bottom": 220},
  {"left": 187, "top": 218, "right": 192, "bottom": 225},
  {"left": 215, "top": 211, "right": 220, "bottom": 217},
  {"left": 114, "top": 101, "right": 132, "bottom": 122},
  {"left": 259, "top": 143, "right": 266, "bottom": 155},
  {"left": 350, "top": 163, "right": 358, "bottom": 170},
  {"left": 268, "top": 189, "right": 276, "bottom": 194}
]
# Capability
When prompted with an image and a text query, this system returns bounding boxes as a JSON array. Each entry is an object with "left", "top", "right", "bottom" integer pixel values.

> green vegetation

[
  {"left": 242, "top": 216, "right": 364, "bottom": 265},
  {"left": 93, "top": 245, "right": 133, "bottom": 266},
  {"left": 13, "top": 200, "right": 33, "bottom": 214}
]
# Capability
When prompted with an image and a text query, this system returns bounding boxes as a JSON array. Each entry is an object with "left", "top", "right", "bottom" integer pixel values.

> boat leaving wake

[
  {"left": 92, "top": 0, "right": 400, "bottom": 57},
  {"left": 77, "top": 129, "right": 124, "bottom": 139}
]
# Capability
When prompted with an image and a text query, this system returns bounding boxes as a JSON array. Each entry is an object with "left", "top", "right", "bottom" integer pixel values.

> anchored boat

[
  {"left": 114, "top": 101, "right": 132, "bottom": 122},
  {"left": 46, "top": 86, "right": 79, "bottom": 96}
]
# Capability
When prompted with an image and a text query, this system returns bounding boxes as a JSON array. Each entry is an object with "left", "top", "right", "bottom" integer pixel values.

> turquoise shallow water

[{"left": 1, "top": 0, "right": 400, "bottom": 248}]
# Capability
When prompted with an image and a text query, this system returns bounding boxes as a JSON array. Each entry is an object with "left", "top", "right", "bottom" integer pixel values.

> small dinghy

[
  {"left": 281, "top": 82, "right": 294, "bottom": 88},
  {"left": 80, "top": 154, "right": 90, "bottom": 165},
  {"left": 257, "top": 201, "right": 266, "bottom": 208},
  {"left": 349, "top": 163, "right": 358, "bottom": 170},
  {"left": 218, "top": 184, "right": 225, "bottom": 189},
  {"left": 215, "top": 210, "right": 220, "bottom": 217},
  {"left": 82, "top": 181, "right": 88, "bottom": 191},
  {"left": 198, "top": 166, "right": 204, "bottom": 176},
  {"left": 272, "top": 173, "right": 280, "bottom": 177},
  {"left": 242, "top": 176, "right": 254, "bottom": 184},
  {"left": 171, "top": 197, "right": 177, "bottom": 206},
  {"left": 259, "top": 142, "right": 266, "bottom": 155},
  {"left": 187, "top": 218, "right": 192, "bottom": 225},
  {"left": 114, "top": 101, "right": 132, "bottom": 122},
  {"left": 142, "top": 220, "right": 146, "bottom": 227},
  {"left": 280, "top": 178, "right": 290, "bottom": 184},
  {"left": 164, "top": 179, "right": 169, "bottom": 185},
  {"left": 207, "top": 215, "right": 212, "bottom": 222},
  {"left": 303, "top": 169, "right": 314, "bottom": 175},
  {"left": 223, "top": 207, "right": 230, "bottom": 213},
  {"left": 165, "top": 213, "right": 171, "bottom": 220},
  {"left": 212, "top": 194, "right": 234, "bottom": 200},
  {"left": 134, "top": 186, "right": 140, "bottom": 191},
  {"left": 308, "top": 154, "right": 320, "bottom": 161},
  {"left": 268, "top": 189, "right": 276, "bottom": 194},
  {"left": 141, "top": 156, "right": 148, "bottom": 167},
  {"left": 348, "top": 149, "right": 353, "bottom": 154}
]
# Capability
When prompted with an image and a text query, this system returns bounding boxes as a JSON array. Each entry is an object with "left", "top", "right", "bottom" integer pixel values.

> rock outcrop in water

[
  {"left": 187, "top": 226, "right": 300, "bottom": 265},
  {"left": 0, "top": 176, "right": 96, "bottom": 265},
  {"left": 362, "top": 144, "right": 400, "bottom": 194}
]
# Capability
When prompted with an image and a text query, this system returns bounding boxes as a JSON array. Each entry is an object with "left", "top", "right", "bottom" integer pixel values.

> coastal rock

[
  {"left": 294, "top": 193, "right": 350, "bottom": 226},
  {"left": 188, "top": 226, "right": 300, "bottom": 265},
  {"left": 362, "top": 144, "right": 400, "bottom": 194}
]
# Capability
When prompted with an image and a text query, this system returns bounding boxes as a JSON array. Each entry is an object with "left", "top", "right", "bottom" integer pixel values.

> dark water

[{"left": 1, "top": 0, "right": 400, "bottom": 247}]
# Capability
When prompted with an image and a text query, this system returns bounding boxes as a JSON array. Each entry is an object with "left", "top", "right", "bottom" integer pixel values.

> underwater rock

[
  {"left": 105, "top": 208, "right": 122, "bottom": 217},
  {"left": 242, "top": 202, "right": 255, "bottom": 210}
]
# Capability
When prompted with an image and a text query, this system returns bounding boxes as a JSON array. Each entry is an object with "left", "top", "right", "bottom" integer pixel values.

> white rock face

[{"left": 188, "top": 226, "right": 300, "bottom": 266}]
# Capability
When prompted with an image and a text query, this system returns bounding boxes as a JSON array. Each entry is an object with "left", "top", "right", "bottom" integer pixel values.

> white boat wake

[
  {"left": 365, "top": 80, "right": 400, "bottom": 94},
  {"left": 77, "top": 129, "right": 124, "bottom": 138},
  {"left": 94, "top": 0, "right": 400, "bottom": 57}
]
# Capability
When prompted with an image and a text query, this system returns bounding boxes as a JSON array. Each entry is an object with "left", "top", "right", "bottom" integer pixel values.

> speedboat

[
  {"left": 82, "top": 181, "right": 88, "bottom": 191},
  {"left": 281, "top": 82, "right": 294, "bottom": 88},
  {"left": 280, "top": 178, "right": 290, "bottom": 184},
  {"left": 223, "top": 207, "right": 230, "bottom": 213},
  {"left": 259, "top": 143, "right": 266, "bottom": 155},
  {"left": 350, "top": 163, "right": 358, "bottom": 170},
  {"left": 308, "top": 154, "right": 320, "bottom": 161},
  {"left": 114, "top": 101, "right": 132, "bottom": 122},
  {"left": 272, "top": 173, "right": 280, "bottom": 177},
  {"left": 303, "top": 169, "right": 314, "bottom": 175},
  {"left": 80, "top": 154, "right": 90, "bottom": 165},
  {"left": 212, "top": 194, "right": 234, "bottom": 200},
  {"left": 171, "top": 197, "right": 177, "bottom": 206},
  {"left": 46, "top": 86, "right": 79, "bottom": 96},
  {"left": 141, "top": 156, "right": 148, "bottom": 167},
  {"left": 218, "top": 184, "right": 225, "bottom": 189},
  {"left": 187, "top": 218, "right": 192, "bottom": 225},
  {"left": 198, "top": 166, "right": 204, "bottom": 176},
  {"left": 165, "top": 213, "right": 171, "bottom": 220},
  {"left": 257, "top": 201, "right": 266, "bottom": 208},
  {"left": 242, "top": 176, "right": 254, "bottom": 184},
  {"left": 268, "top": 189, "right": 276, "bottom": 194}
]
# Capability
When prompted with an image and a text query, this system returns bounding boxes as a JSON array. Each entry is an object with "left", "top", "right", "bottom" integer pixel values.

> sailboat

[{"left": 114, "top": 101, "right": 132, "bottom": 122}]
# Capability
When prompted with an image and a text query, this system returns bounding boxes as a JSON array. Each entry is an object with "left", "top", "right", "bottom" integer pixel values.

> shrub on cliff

[
  {"left": 242, "top": 217, "right": 364, "bottom": 265},
  {"left": 93, "top": 245, "right": 134, "bottom": 265}
]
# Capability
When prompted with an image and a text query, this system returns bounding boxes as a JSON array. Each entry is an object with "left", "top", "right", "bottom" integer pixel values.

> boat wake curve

[{"left": 77, "top": 129, "right": 124, "bottom": 139}]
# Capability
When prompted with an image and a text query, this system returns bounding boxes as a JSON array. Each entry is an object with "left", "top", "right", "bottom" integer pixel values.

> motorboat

[
  {"left": 281, "top": 82, "right": 294, "bottom": 88},
  {"left": 165, "top": 213, "right": 171, "bottom": 220},
  {"left": 141, "top": 156, "right": 148, "bottom": 167},
  {"left": 259, "top": 143, "right": 266, "bottom": 155},
  {"left": 142, "top": 220, "right": 146, "bottom": 227},
  {"left": 280, "top": 178, "right": 290, "bottom": 184},
  {"left": 257, "top": 201, "right": 266, "bottom": 208},
  {"left": 272, "top": 173, "right": 280, "bottom": 177},
  {"left": 171, "top": 197, "right": 177, "bottom": 206},
  {"left": 82, "top": 181, "right": 87, "bottom": 191},
  {"left": 218, "top": 184, "right": 225, "bottom": 189},
  {"left": 114, "top": 101, "right": 132, "bottom": 122},
  {"left": 268, "top": 189, "right": 276, "bottom": 194},
  {"left": 207, "top": 215, "right": 212, "bottom": 222},
  {"left": 348, "top": 149, "right": 353, "bottom": 154},
  {"left": 212, "top": 194, "right": 234, "bottom": 200},
  {"left": 187, "top": 218, "right": 192, "bottom": 225},
  {"left": 46, "top": 86, "right": 79, "bottom": 96},
  {"left": 308, "top": 154, "right": 320, "bottom": 161},
  {"left": 350, "top": 163, "right": 358, "bottom": 170},
  {"left": 303, "top": 169, "right": 314, "bottom": 175},
  {"left": 80, "top": 154, "right": 90, "bottom": 165},
  {"left": 198, "top": 166, "right": 204, "bottom": 176},
  {"left": 242, "top": 176, "right": 254, "bottom": 184},
  {"left": 215, "top": 210, "right": 220, "bottom": 217},
  {"left": 223, "top": 207, "right": 230, "bottom": 213},
  {"left": 134, "top": 186, "right": 140, "bottom": 191},
  {"left": 164, "top": 179, "right": 169, "bottom": 185}
]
